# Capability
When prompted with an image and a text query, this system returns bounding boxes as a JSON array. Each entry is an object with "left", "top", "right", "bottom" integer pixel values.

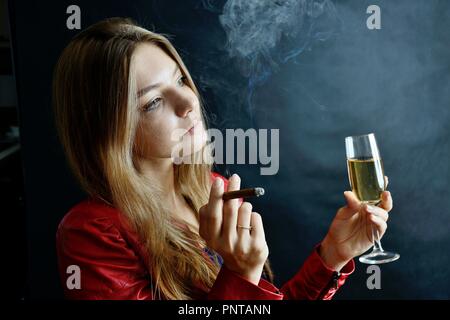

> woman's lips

[{"left": 185, "top": 121, "right": 199, "bottom": 135}]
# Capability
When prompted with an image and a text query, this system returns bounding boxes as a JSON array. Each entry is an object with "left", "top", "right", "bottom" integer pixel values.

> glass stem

[{"left": 372, "top": 226, "right": 384, "bottom": 252}]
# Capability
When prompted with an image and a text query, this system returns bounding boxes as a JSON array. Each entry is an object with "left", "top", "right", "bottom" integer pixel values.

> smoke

[{"left": 214, "top": 0, "right": 341, "bottom": 117}]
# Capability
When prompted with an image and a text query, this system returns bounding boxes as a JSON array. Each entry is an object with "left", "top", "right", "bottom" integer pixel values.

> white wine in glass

[
  {"left": 345, "top": 133, "right": 400, "bottom": 264},
  {"left": 347, "top": 158, "right": 385, "bottom": 204}
]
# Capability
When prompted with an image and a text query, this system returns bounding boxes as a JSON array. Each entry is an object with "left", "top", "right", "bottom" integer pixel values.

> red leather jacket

[{"left": 56, "top": 173, "right": 354, "bottom": 300}]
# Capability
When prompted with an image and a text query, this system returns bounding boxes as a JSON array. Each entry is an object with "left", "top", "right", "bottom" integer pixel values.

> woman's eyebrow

[{"left": 137, "top": 65, "right": 180, "bottom": 97}]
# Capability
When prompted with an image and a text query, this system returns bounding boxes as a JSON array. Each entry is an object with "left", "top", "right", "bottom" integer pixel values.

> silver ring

[{"left": 237, "top": 225, "right": 252, "bottom": 230}]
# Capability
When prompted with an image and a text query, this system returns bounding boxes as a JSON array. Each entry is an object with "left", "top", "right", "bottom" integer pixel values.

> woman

[{"left": 53, "top": 17, "right": 392, "bottom": 300}]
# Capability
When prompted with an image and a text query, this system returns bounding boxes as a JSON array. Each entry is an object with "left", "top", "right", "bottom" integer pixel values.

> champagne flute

[{"left": 345, "top": 133, "right": 400, "bottom": 264}]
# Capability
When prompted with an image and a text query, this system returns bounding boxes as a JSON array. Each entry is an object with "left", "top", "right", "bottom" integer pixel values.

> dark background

[{"left": 6, "top": 0, "right": 450, "bottom": 299}]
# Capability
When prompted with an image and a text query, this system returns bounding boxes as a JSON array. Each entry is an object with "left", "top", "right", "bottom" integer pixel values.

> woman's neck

[
  {"left": 136, "top": 157, "right": 197, "bottom": 228},
  {"left": 137, "top": 156, "right": 177, "bottom": 202}
]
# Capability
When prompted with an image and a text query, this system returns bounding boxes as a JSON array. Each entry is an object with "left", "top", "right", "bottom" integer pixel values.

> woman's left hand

[{"left": 319, "top": 177, "right": 392, "bottom": 271}]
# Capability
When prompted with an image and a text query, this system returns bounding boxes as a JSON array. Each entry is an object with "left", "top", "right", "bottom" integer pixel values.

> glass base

[{"left": 359, "top": 250, "right": 400, "bottom": 264}]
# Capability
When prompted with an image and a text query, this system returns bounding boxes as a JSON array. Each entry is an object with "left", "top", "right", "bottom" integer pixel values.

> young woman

[{"left": 53, "top": 17, "right": 392, "bottom": 300}]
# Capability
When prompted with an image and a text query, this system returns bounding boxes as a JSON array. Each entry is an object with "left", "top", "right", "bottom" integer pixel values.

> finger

[
  {"left": 237, "top": 202, "right": 253, "bottom": 238},
  {"left": 344, "top": 191, "right": 361, "bottom": 210},
  {"left": 222, "top": 174, "right": 241, "bottom": 237},
  {"left": 249, "top": 212, "right": 265, "bottom": 241},
  {"left": 378, "top": 191, "right": 393, "bottom": 212},
  {"left": 201, "top": 178, "right": 224, "bottom": 240},
  {"left": 369, "top": 214, "right": 388, "bottom": 240},
  {"left": 336, "top": 191, "right": 362, "bottom": 219},
  {"left": 384, "top": 175, "right": 389, "bottom": 188},
  {"left": 365, "top": 204, "right": 389, "bottom": 222},
  {"left": 198, "top": 205, "right": 210, "bottom": 240}
]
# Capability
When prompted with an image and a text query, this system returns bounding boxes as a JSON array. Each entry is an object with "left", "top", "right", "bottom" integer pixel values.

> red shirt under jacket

[{"left": 56, "top": 172, "right": 354, "bottom": 300}]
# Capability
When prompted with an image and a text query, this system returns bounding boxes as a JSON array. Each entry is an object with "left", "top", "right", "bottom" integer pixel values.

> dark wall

[{"left": 9, "top": 0, "right": 450, "bottom": 299}]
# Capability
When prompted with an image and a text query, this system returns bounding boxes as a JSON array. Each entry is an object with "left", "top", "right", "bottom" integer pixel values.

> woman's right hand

[{"left": 199, "top": 174, "right": 268, "bottom": 285}]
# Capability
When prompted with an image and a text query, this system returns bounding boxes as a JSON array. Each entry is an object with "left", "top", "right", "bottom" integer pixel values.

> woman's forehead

[{"left": 134, "top": 43, "right": 178, "bottom": 88}]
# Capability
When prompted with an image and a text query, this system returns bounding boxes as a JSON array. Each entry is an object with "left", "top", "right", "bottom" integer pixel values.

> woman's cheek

[
  {"left": 136, "top": 113, "right": 206, "bottom": 160},
  {"left": 153, "top": 126, "right": 178, "bottom": 157},
  {"left": 134, "top": 121, "right": 171, "bottom": 158}
]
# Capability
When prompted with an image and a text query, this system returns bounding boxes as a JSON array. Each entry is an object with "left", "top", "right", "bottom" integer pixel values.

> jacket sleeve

[
  {"left": 207, "top": 266, "right": 284, "bottom": 300},
  {"left": 279, "top": 245, "right": 355, "bottom": 300},
  {"left": 56, "top": 215, "right": 154, "bottom": 300},
  {"left": 207, "top": 245, "right": 354, "bottom": 300}
]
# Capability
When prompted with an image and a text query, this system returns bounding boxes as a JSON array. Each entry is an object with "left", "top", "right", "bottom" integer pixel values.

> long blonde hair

[{"left": 53, "top": 17, "right": 273, "bottom": 299}]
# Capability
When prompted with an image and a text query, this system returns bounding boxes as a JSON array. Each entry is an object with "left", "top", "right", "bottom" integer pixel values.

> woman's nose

[{"left": 173, "top": 92, "right": 194, "bottom": 118}]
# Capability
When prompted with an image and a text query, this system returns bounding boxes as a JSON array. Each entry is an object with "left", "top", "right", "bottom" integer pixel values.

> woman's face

[{"left": 133, "top": 43, "right": 206, "bottom": 162}]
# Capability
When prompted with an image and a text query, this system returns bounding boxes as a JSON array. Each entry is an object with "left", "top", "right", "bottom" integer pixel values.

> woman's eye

[
  {"left": 142, "top": 76, "right": 185, "bottom": 112},
  {"left": 177, "top": 75, "right": 187, "bottom": 87},
  {"left": 143, "top": 97, "right": 162, "bottom": 112}
]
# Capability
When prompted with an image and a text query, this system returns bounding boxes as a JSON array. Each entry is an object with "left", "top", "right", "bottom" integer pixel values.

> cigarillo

[{"left": 222, "top": 187, "right": 265, "bottom": 201}]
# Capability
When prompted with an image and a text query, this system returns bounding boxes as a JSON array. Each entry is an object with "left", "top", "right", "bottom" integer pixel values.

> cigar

[{"left": 222, "top": 187, "right": 265, "bottom": 201}]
